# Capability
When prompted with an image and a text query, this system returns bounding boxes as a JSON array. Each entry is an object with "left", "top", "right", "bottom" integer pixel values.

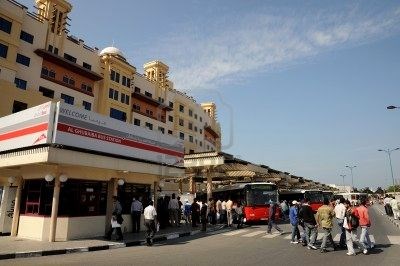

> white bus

[{"left": 336, "top": 192, "right": 369, "bottom": 206}]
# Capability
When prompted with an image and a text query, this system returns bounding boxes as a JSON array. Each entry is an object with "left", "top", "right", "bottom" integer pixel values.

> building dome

[{"left": 99, "top": 46, "right": 126, "bottom": 60}]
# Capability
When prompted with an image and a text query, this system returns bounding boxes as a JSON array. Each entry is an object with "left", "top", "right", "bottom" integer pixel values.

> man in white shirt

[
  {"left": 216, "top": 199, "right": 222, "bottom": 223},
  {"left": 226, "top": 198, "right": 233, "bottom": 227},
  {"left": 131, "top": 197, "right": 143, "bottom": 233},
  {"left": 334, "top": 197, "right": 346, "bottom": 248},
  {"left": 390, "top": 197, "right": 399, "bottom": 220},
  {"left": 144, "top": 201, "right": 157, "bottom": 246}
]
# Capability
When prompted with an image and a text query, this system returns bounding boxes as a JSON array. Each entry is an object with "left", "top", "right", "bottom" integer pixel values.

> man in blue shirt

[{"left": 289, "top": 200, "right": 301, "bottom": 244}]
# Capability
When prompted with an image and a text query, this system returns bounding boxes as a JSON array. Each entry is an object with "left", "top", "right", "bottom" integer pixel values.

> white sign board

[
  {"left": 0, "top": 102, "right": 54, "bottom": 152},
  {"left": 0, "top": 186, "right": 16, "bottom": 234},
  {"left": 52, "top": 102, "right": 184, "bottom": 166}
]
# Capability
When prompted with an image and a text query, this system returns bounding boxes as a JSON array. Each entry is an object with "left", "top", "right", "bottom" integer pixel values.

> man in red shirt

[{"left": 355, "top": 199, "right": 374, "bottom": 254}]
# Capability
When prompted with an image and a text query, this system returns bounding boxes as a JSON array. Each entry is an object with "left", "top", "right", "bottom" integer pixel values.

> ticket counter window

[
  {"left": 20, "top": 180, "right": 54, "bottom": 216},
  {"left": 59, "top": 180, "right": 107, "bottom": 216},
  {"left": 118, "top": 183, "right": 151, "bottom": 214}
]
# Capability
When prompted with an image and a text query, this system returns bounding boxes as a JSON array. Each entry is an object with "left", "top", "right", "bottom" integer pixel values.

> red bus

[
  {"left": 212, "top": 182, "right": 280, "bottom": 223},
  {"left": 279, "top": 189, "right": 324, "bottom": 212}
]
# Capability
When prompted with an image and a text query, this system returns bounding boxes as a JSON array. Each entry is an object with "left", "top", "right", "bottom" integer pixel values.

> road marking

[
  {"left": 222, "top": 229, "right": 249, "bottom": 236},
  {"left": 242, "top": 230, "right": 265, "bottom": 237},
  {"left": 387, "top": 235, "right": 400, "bottom": 245},
  {"left": 262, "top": 233, "right": 280, "bottom": 239}
]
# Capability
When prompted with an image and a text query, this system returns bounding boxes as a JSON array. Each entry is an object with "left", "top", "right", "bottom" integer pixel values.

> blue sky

[{"left": 21, "top": 0, "right": 400, "bottom": 189}]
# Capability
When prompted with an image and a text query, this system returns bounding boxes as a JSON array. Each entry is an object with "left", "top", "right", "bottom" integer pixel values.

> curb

[{"left": 0, "top": 225, "right": 224, "bottom": 261}]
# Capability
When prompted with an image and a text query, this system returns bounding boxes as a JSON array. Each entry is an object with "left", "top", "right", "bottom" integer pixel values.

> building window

[
  {"left": 61, "top": 93, "right": 74, "bottom": 105},
  {"left": 16, "top": 53, "right": 30, "bottom": 67},
  {"left": 200, "top": 129, "right": 203, "bottom": 134},
  {"left": 83, "top": 101, "right": 91, "bottom": 110},
  {"left": 189, "top": 109, "right": 193, "bottom": 117},
  {"left": 133, "top": 104, "right": 140, "bottom": 112},
  {"left": 145, "top": 91, "right": 152, "bottom": 98},
  {"left": 122, "top": 76, "right": 127, "bottom": 86},
  {"left": 168, "top": 130, "right": 173, "bottom": 135},
  {"left": 179, "top": 105, "right": 184, "bottom": 113},
  {"left": 81, "top": 83, "right": 93, "bottom": 93},
  {"left": 48, "top": 45, "right": 53, "bottom": 52},
  {"left": 49, "top": 69, "right": 56, "bottom": 78},
  {"left": 39, "top": 86, "right": 54, "bottom": 98},
  {"left": 146, "top": 109, "right": 153, "bottom": 116},
  {"left": 64, "top": 53, "right": 77, "bottom": 63},
  {"left": 179, "top": 132, "right": 184, "bottom": 140},
  {"left": 63, "top": 75, "right": 69, "bottom": 83},
  {"left": 194, "top": 114, "right": 198, "bottom": 119},
  {"left": 12, "top": 100, "right": 27, "bottom": 113},
  {"left": 134, "top": 118, "right": 140, "bottom": 126},
  {"left": 0, "top": 43, "right": 8, "bottom": 58},
  {"left": 83, "top": 62, "right": 91, "bottom": 70},
  {"left": 200, "top": 141, "right": 203, "bottom": 147},
  {"left": 134, "top": 87, "right": 141, "bottom": 93},
  {"left": 20, "top": 30, "right": 34, "bottom": 44},
  {"left": 200, "top": 117, "right": 203, "bottom": 122},
  {"left": 189, "top": 135, "right": 193, "bottom": 142},
  {"left": 14, "top": 78, "right": 27, "bottom": 90},
  {"left": 68, "top": 77, "right": 75, "bottom": 86},
  {"left": 109, "top": 88, "right": 118, "bottom": 100},
  {"left": 158, "top": 127, "right": 165, "bottom": 134},
  {"left": 188, "top": 122, "right": 193, "bottom": 130},
  {"left": 41, "top": 67, "right": 49, "bottom": 76},
  {"left": 21, "top": 180, "right": 54, "bottom": 216},
  {"left": 145, "top": 122, "right": 153, "bottom": 130},
  {"left": 54, "top": 47, "right": 59, "bottom": 55},
  {"left": 110, "top": 70, "right": 120, "bottom": 83},
  {"left": 110, "top": 108, "right": 126, "bottom": 122},
  {"left": 120, "top": 93, "right": 129, "bottom": 105},
  {"left": 194, "top": 126, "right": 198, "bottom": 132},
  {"left": 179, "top": 118, "right": 184, "bottom": 126},
  {"left": 168, "top": 115, "right": 173, "bottom": 122},
  {"left": 0, "top": 17, "right": 12, "bottom": 34},
  {"left": 169, "top": 101, "right": 174, "bottom": 108}
]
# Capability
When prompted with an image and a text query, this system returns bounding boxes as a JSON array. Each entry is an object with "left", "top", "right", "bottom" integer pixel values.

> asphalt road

[{"left": 4, "top": 205, "right": 400, "bottom": 266}]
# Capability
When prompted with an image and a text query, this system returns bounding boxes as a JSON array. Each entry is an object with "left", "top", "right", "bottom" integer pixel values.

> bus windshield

[
  {"left": 246, "top": 184, "right": 278, "bottom": 205},
  {"left": 305, "top": 191, "right": 324, "bottom": 203}
]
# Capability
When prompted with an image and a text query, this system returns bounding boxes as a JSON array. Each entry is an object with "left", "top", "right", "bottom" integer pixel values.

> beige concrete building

[{"left": 0, "top": 0, "right": 220, "bottom": 241}]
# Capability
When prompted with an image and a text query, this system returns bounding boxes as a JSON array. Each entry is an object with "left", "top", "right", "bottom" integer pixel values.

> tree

[
  {"left": 375, "top": 187, "right": 384, "bottom": 195},
  {"left": 360, "top": 187, "right": 373, "bottom": 194},
  {"left": 386, "top": 185, "right": 400, "bottom": 193}
]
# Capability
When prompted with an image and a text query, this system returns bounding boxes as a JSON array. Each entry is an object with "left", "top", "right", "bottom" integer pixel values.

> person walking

[
  {"left": 299, "top": 198, "right": 318, "bottom": 250},
  {"left": 390, "top": 196, "right": 399, "bottom": 220},
  {"left": 384, "top": 195, "right": 393, "bottom": 216},
  {"left": 267, "top": 200, "right": 283, "bottom": 235},
  {"left": 355, "top": 199, "right": 374, "bottom": 254},
  {"left": 289, "top": 200, "right": 301, "bottom": 244},
  {"left": 143, "top": 201, "right": 157, "bottom": 246},
  {"left": 216, "top": 198, "right": 222, "bottom": 223},
  {"left": 280, "top": 200, "right": 289, "bottom": 221},
  {"left": 226, "top": 198, "right": 233, "bottom": 227},
  {"left": 177, "top": 196, "right": 183, "bottom": 225},
  {"left": 183, "top": 200, "right": 192, "bottom": 224},
  {"left": 316, "top": 198, "right": 337, "bottom": 253},
  {"left": 105, "top": 196, "right": 123, "bottom": 241},
  {"left": 334, "top": 197, "right": 347, "bottom": 248},
  {"left": 191, "top": 198, "right": 200, "bottom": 227},
  {"left": 168, "top": 193, "right": 180, "bottom": 227},
  {"left": 201, "top": 199, "right": 208, "bottom": 231},
  {"left": 130, "top": 197, "right": 143, "bottom": 233},
  {"left": 343, "top": 200, "right": 360, "bottom": 256},
  {"left": 221, "top": 199, "right": 227, "bottom": 224}
]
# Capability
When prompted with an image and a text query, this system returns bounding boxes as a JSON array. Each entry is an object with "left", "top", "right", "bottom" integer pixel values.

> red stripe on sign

[
  {"left": 0, "top": 123, "right": 48, "bottom": 141},
  {"left": 57, "top": 123, "right": 184, "bottom": 158}
]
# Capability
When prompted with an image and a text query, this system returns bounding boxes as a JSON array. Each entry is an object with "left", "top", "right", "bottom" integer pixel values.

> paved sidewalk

[
  {"left": 0, "top": 223, "right": 225, "bottom": 260},
  {"left": 373, "top": 203, "right": 400, "bottom": 229}
]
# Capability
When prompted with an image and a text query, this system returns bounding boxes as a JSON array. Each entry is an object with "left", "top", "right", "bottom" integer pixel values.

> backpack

[{"left": 349, "top": 213, "right": 359, "bottom": 229}]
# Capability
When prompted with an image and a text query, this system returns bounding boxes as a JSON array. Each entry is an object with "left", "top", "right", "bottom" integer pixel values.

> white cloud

[{"left": 149, "top": 5, "right": 400, "bottom": 91}]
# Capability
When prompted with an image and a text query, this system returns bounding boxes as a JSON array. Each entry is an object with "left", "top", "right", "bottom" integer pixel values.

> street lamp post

[
  {"left": 346, "top": 165, "right": 356, "bottom": 191},
  {"left": 340, "top": 174, "right": 346, "bottom": 190},
  {"left": 378, "top": 148, "right": 400, "bottom": 194}
]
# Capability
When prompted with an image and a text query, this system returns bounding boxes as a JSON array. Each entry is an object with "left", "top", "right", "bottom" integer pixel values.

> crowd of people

[
  {"left": 276, "top": 197, "right": 374, "bottom": 255},
  {"left": 383, "top": 195, "right": 400, "bottom": 220}
]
